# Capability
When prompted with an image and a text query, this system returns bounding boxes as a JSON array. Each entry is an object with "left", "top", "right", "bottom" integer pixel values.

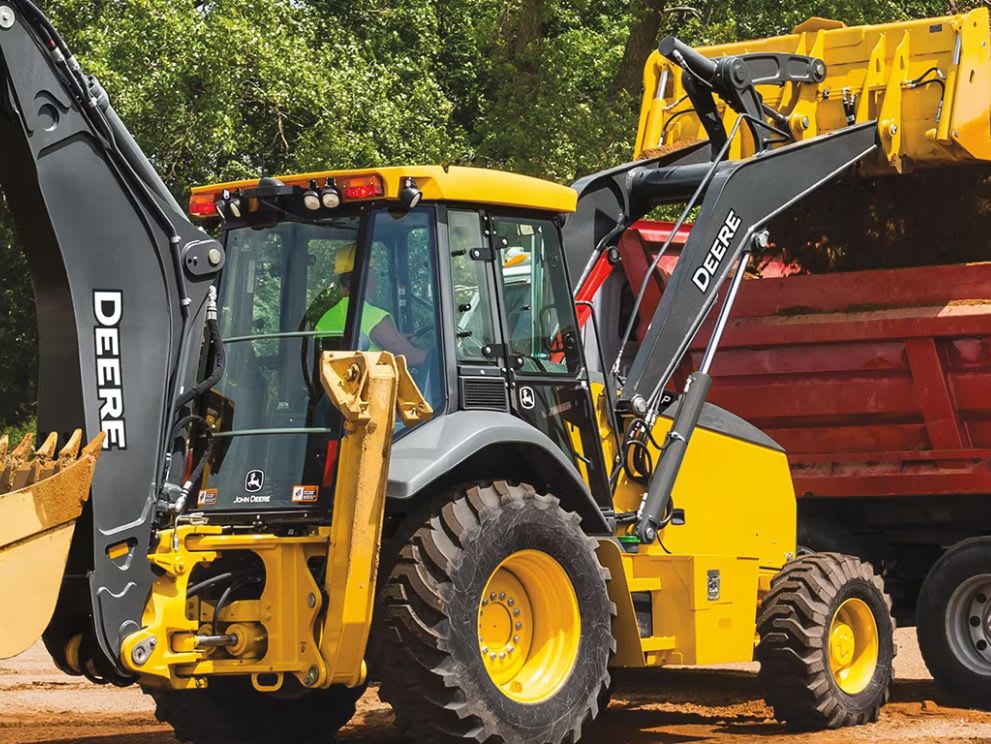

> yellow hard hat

[{"left": 335, "top": 243, "right": 357, "bottom": 275}]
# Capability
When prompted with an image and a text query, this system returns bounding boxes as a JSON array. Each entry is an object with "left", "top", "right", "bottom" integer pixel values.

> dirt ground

[{"left": 1, "top": 628, "right": 990, "bottom": 744}]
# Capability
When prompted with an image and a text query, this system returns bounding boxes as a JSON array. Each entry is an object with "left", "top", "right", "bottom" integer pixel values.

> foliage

[{"left": 0, "top": 0, "right": 968, "bottom": 427}]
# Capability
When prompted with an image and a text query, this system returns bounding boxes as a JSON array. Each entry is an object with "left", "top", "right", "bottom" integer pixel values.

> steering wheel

[{"left": 409, "top": 323, "right": 436, "bottom": 343}]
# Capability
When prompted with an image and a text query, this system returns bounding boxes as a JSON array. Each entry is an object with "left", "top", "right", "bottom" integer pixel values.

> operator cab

[{"left": 189, "top": 167, "right": 610, "bottom": 517}]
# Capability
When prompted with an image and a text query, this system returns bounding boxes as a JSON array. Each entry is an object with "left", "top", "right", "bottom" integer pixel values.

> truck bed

[{"left": 619, "top": 220, "right": 991, "bottom": 501}]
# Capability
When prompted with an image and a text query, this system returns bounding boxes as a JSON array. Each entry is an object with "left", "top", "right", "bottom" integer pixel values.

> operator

[{"left": 315, "top": 243, "right": 427, "bottom": 367}]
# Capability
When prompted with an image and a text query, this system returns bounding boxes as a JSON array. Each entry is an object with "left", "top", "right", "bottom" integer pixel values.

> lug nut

[
  {"left": 490, "top": 592, "right": 497, "bottom": 601},
  {"left": 513, "top": 635, "right": 520, "bottom": 644},
  {"left": 515, "top": 622, "right": 522, "bottom": 630},
  {"left": 499, "top": 592, "right": 506, "bottom": 600},
  {"left": 513, "top": 609, "right": 520, "bottom": 617},
  {"left": 507, "top": 598, "right": 514, "bottom": 607}
]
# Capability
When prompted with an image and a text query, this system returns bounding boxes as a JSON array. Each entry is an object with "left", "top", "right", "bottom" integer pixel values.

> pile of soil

[{"left": 767, "top": 163, "right": 991, "bottom": 274}]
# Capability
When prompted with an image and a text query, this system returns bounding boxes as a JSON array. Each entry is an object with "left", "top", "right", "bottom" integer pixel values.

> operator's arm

[{"left": 370, "top": 317, "right": 427, "bottom": 366}]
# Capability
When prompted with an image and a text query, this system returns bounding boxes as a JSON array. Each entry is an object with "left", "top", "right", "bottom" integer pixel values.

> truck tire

[
  {"left": 378, "top": 481, "right": 615, "bottom": 744},
  {"left": 145, "top": 677, "right": 362, "bottom": 743},
  {"left": 917, "top": 536, "right": 991, "bottom": 708},
  {"left": 756, "top": 553, "right": 894, "bottom": 730}
]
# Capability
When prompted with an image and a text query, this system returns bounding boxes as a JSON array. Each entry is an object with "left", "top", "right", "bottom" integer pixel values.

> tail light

[
  {"left": 189, "top": 191, "right": 217, "bottom": 217},
  {"left": 339, "top": 174, "right": 384, "bottom": 200}
]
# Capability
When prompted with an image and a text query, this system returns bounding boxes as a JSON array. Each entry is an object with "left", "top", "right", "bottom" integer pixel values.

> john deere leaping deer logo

[{"left": 244, "top": 469, "right": 265, "bottom": 493}]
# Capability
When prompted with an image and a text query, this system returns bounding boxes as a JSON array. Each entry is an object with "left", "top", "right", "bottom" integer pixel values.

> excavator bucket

[
  {"left": 636, "top": 8, "right": 991, "bottom": 172},
  {"left": 0, "top": 430, "right": 103, "bottom": 659}
]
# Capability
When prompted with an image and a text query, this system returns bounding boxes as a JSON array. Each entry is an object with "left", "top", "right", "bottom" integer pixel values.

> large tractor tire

[
  {"left": 145, "top": 677, "right": 362, "bottom": 743},
  {"left": 378, "top": 481, "right": 615, "bottom": 744},
  {"left": 756, "top": 553, "right": 894, "bottom": 730},
  {"left": 917, "top": 536, "right": 991, "bottom": 708}
]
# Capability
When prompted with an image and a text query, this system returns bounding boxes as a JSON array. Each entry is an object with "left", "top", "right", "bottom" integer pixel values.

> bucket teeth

[{"left": 0, "top": 429, "right": 101, "bottom": 496}]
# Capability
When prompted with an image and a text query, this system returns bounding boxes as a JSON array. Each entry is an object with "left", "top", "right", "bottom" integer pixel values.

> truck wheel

[
  {"left": 378, "top": 481, "right": 615, "bottom": 744},
  {"left": 145, "top": 677, "right": 362, "bottom": 743},
  {"left": 756, "top": 553, "right": 894, "bottom": 730},
  {"left": 917, "top": 536, "right": 991, "bottom": 708}
]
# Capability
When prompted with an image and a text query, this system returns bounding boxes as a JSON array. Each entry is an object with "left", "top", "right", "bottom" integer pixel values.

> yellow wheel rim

[
  {"left": 828, "top": 597, "right": 878, "bottom": 695},
  {"left": 477, "top": 549, "right": 580, "bottom": 704}
]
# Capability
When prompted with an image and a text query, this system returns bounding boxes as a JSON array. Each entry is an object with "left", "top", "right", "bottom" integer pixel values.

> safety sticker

[
  {"left": 197, "top": 488, "right": 218, "bottom": 507},
  {"left": 292, "top": 484, "right": 320, "bottom": 504}
]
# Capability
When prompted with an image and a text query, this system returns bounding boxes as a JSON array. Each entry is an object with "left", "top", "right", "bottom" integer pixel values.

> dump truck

[
  {"left": 571, "top": 8, "right": 991, "bottom": 709},
  {"left": 0, "top": 1, "right": 927, "bottom": 741}
]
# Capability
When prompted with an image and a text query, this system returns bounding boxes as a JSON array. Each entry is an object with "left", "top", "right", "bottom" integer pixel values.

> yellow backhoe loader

[{"left": 4, "top": 3, "right": 990, "bottom": 742}]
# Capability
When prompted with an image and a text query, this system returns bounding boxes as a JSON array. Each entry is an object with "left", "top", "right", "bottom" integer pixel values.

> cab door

[{"left": 445, "top": 207, "right": 611, "bottom": 505}]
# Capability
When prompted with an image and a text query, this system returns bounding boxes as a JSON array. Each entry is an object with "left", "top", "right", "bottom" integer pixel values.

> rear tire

[
  {"left": 756, "top": 553, "right": 894, "bottom": 730},
  {"left": 917, "top": 536, "right": 991, "bottom": 709},
  {"left": 145, "top": 677, "right": 362, "bottom": 743},
  {"left": 378, "top": 481, "right": 615, "bottom": 744}
]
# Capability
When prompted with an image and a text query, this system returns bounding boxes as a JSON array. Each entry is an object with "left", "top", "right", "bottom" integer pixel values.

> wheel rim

[
  {"left": 827, "top": 597, "right": 878, "bottom": 695},
  {"left": 477, "top": 549, "right": 580, "bottom": 704},
  {"left": 945, "top": 573, "right": 991, "bottom": 676}
]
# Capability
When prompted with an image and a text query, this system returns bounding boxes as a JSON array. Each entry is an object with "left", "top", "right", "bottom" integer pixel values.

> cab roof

[{"left": 190, "top": 165, "right": 578, "bottom": 215}]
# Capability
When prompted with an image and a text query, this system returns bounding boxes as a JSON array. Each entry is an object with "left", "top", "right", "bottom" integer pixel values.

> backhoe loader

[{"left": 10, "top": 1, "right": 986, "bottom": 742}]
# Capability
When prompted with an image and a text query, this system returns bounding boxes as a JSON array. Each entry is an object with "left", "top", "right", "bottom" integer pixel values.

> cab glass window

[
  {"left": 449, "top": 209, "right": 498, "bottom": 362},
  {"left": 493, "top": 215, "right": 581, "bottom": 376}
]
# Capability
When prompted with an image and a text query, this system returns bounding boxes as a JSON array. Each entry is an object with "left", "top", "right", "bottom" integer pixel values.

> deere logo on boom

[
  {"left": 692, "top": 209, "right": 742, "bottom": 293},
  {"left": 93, "top": 290, "right": 126, "bottom": 450}
]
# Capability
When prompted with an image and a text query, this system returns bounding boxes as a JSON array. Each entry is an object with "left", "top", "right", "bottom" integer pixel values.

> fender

[{"left": 387, "top": 411, "right": 612, "bottom": 535}]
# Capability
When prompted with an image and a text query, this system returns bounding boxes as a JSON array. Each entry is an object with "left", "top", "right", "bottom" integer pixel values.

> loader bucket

[
  {"left": 636, "top": 8, "right": 991, "bottom": 172},
  {"left": 0, "top": 430, "right": 102, "bottom": 659}
]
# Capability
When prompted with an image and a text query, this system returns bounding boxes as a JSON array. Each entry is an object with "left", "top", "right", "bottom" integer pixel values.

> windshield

[{"left": 203, "top": 207, "right": 443, "bottom": 513}]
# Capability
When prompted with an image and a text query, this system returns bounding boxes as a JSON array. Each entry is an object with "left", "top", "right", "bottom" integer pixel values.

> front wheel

[
  {"left": 756, "top": 553, "right": 895, "bottom": 730},
  {"left": 917, "top": 536, "right": 991, "bottom": 708},
  {"left": 378, "top": 481, "right": 615, "bottom": 744}
]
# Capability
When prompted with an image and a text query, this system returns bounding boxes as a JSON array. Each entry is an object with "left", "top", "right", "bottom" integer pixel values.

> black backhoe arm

[{"left": 0, "top": 1, "right": 224, "bottom": 678}]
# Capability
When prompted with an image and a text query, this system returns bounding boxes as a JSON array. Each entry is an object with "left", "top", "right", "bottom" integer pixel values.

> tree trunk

[
  {"left": 615, "top": 0, "right": 667, "bottom": 96},
  {"left": 510, "top": 0, "right": 542, "bottom": 61}
]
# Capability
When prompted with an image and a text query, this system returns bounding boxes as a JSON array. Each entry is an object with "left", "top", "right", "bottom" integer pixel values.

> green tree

[{"left": 0, "top": 0, "right": 970, "bottom": 428}]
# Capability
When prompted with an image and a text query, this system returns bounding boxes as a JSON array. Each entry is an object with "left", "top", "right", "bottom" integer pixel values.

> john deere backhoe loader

[{"left": 9, "top": 2, "right": 988, "bottom": 742}]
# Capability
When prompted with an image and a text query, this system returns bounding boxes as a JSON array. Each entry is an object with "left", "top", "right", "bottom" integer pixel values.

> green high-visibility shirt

[{"left": 315, "top": 297, "right": 390, "bottom": 351}]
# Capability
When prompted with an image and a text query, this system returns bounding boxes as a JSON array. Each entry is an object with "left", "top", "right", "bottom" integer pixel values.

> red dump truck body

[{"left": 616, "top": 220, "right": 991, "bottom": 502}]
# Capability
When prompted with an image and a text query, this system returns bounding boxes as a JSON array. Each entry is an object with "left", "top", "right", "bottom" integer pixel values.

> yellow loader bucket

[
  {"left": 0, "top": 430, "right": 102, "bottom": 659},
  {"left": 636, "top": 8, "right": 991, "bottom": 172}
]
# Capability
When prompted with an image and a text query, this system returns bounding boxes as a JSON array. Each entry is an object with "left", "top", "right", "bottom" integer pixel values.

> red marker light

[
  {"left": 339, "top": 174, "right": 384, "bottom": 201},
  {"left": 188, "top": 191, "right": 217, "bottom": 217},
  {"left": 322, "top": 439, "right": 339, "bottom": 488}
]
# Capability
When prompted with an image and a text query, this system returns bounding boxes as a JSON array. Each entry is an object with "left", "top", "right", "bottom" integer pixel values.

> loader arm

[
  {"left": 0, "top": 2, "right": 223, "bottom": 675},
  {"left": 566, "top": 35, "right": 880, "bottom": 543}
]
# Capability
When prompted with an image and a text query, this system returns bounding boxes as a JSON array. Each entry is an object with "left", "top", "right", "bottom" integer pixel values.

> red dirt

[{"left": 1, "top": 628, "right": 989, "bottom": 743}]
